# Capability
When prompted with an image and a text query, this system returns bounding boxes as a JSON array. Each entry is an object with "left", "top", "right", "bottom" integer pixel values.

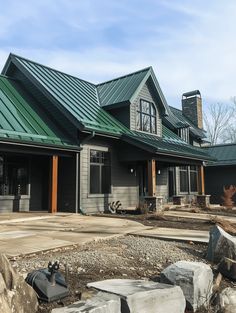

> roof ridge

[
  {"left": 169, "top": 106, "right": 182, "bottom": 112},
  {"left": 96, "top": 66, "right": 152, "bottom": 86},
  {"left": 10, "top": 53, "right": 96, "bottom": 87}
]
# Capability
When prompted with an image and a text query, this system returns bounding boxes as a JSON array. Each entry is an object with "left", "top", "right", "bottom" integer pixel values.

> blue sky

[{"left": 0, "top": 0, "right": 235, "bottom": 108}]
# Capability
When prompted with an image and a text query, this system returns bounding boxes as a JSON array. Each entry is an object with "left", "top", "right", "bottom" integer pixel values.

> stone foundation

[
  {"left": 173, "top": 195, "right": 185, "bottom": 206},
  {"left": 196, "top": 195, "right": 210, "bottom": 208}
]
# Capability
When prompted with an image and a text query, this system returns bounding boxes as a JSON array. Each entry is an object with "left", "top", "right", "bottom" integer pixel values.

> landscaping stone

[
  {"left": 0, "top": 253, "right": 38, "bottom": 313},
  {"left": 87, "top": 279, "right": 186, "bottom": 313},
  {"left": 51, "top": 292, "right": 121, "bottom": 313},
  {"left": 219, "top": 287, "right": 236, "bottom": 313},
  {"left": 207, "top": 225, "right": 236, "bottom": 263},
  {"left": 219, "top": 257, "right": 236, "bottom": 281},
  {"left": 160, "top": 261, "right": 213, "bottom": 312}
]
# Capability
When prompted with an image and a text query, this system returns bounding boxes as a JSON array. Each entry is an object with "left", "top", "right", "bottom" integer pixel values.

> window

[
  {"left": 190, "top": 166, "right": 198, "bottom": 192},
  {"left": 0, "top": 155, "right": 29, "bottom": 196},
  {"left": 90, "top": 150, "right": 111, "bottom": 194},
  {"left": 136, "top": 100, "right": 157, "bottom": 134},
  {"left": 179, "top": 165, "right": 198, "bottom": 193},
  {"left": 179, "top": 166, "right": 188, "bottom": 193},
  {"left": 178, "top": 127, "right": 189, "bottom": 143}
]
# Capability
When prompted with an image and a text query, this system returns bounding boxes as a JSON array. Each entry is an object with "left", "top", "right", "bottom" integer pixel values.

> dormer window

[
  {"left": 178, "top": 127, "right": 189, "bottom": 143},
  {"left": 136, "top": 100, "right": 157, "bottom": 134}
]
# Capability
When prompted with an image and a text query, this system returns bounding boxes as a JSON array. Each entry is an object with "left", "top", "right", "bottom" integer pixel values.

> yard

[{"left": 10, "top": 212, "right": 236, "bottom": 313}]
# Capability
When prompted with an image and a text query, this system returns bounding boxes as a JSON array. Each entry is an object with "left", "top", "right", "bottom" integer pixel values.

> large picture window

[
  {"left": 179, "top": 165, "right": 198, "bottom": 193},
  {"left": 136, "top": 100, "right": 157, "bottom": 134},
  {"left": 0, "top": 155, "right": 29, "bottom": 196},
  {"left": 90, "top": 150, "right": 111, "bottom": 194}
]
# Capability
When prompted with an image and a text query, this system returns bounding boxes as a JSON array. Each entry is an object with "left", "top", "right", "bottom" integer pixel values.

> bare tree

[{"left": 204, "top": 102, "right": 234, "bottom": 145}]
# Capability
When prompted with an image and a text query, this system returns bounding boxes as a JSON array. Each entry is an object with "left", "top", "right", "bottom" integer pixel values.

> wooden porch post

[
  {"left": 50, "top": 155, "right": 58, "bottom": 213},
  {"left": 148, "top": 159, "right": 156, "bottom": 196},
  {"left": 198, "top": 165, "right": 205, "bottom": 195}
]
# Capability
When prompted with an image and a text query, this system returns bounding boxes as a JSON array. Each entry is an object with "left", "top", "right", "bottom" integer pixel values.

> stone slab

[
  {"left": 88, "top": 279, "right": 186, "bottom": 313},
  {"left": 51, "top": 292, "right": 120, "bottom": 313}
]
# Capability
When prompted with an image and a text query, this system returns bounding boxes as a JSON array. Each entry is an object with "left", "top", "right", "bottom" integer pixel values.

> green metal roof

[
  {"left": 122, "top": 125, "right": 213, "bottom": 161},
  {"left": 204, "top": 144, "right": 236, "bottom": 166},
  {"left": 7, "top": 54, "right": 131, "bottom": 136},
  {"left": 0, "top": 75, "right": 78, "bottom": 150},
  {"left": 169, "top": 106, "right": 206, "bottom": 138},
  {"left": 1, "top": 53, "right": 212, "bottom": 161},
  {"left": 97, "top": 68, "right": 150, "bottom": 107},
  {"left": 97, "top": 66, "right": 169, "bottom": 115}
]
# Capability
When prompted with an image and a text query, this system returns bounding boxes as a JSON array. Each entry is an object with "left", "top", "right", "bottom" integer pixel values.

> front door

[{"left": 137, "top": 162, "right": 148, "bottom": 197}]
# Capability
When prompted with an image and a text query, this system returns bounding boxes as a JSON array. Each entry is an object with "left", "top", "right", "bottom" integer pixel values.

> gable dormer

[{"left": 97, "top": 67, "right": 168, "bottom": 137}]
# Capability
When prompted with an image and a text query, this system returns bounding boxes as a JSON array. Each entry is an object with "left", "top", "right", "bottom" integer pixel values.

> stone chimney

[{"left": 182, "top": 90, "right": 203, "bottom": 129}]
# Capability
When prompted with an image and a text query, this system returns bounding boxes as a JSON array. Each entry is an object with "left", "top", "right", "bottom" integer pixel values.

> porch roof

[
  {"left": 203, "top": 143, "right": 236, "bottom": 166},
  {"left": 0, "top": 75, "right": 79, "bottom": 150},
  {"left": 122, "top": 126, "right": 214, "bottom": 161}
]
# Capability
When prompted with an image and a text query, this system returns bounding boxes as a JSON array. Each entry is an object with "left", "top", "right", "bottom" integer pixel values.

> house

[
  {"left": 204, "top": 144, "right": 236, "bottom": 205},
  {"left": 0, "top": 53, "right": 213, "bottom": 214}
]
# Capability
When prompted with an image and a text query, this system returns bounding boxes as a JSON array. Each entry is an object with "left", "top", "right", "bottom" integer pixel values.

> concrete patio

[{"left": 0, "top": 213, "right": 149, "bottom": 257}]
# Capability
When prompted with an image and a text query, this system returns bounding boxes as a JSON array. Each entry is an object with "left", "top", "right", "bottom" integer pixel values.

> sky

[{"left": 0, "top": 0, "right": 235, "bottom": 108}]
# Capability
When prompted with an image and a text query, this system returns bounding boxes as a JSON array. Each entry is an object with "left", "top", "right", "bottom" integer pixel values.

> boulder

[
  {"left": 160, "top": 261, "right": 213, "bottom": 312},
  {"left": 219, "top": 287, "right": 236, "bottom": 313},
  {"left": 207, "top": 225, "right": 236, "bottom": 263},
  {"left": 219, "top": 257, "right": 236, "bottom": 280},
  {"left": 87, "top": 279, "right": 185, "bottom": 313},
  {"left": 0, "top": 254, "right": 38, "bottom": 313},
  {"left": 51, "top": 292, "right": 120, "bottom": 313}
]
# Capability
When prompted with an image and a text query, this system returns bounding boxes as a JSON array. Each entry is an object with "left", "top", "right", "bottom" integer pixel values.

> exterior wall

[
  {"left": 205, "top": 166, "right": 236, "bottom": 205},
  {"left": 156, "top": 167, "right": 168, "bottom": 202},
  {"left": 108, "top": 106, "right": 130, "bottom": 128},
  {"left": 130, "top": 82, "right": 162, "bottom": 136},
  {"left": 80, "top": 139, "right": 139, "bottom": 213}
]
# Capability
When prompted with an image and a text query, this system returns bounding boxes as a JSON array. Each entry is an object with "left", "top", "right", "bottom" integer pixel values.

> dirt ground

[{"left": 12, "top": 214, "right": 236, "bottom": 313}]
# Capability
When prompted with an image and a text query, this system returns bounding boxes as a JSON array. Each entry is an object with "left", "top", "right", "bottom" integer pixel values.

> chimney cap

[{"left": 182, "top": 90, "right": 201, "bottom": 99}]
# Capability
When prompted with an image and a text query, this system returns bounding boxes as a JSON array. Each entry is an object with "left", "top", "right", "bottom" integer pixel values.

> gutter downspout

[{"left": 76, "top": 131, "right": 96, "bottom": 214}]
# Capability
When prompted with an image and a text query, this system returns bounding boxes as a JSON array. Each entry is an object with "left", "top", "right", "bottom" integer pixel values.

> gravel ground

[{"left": 10, "top": 235, "right": 207, "bottom": 312}]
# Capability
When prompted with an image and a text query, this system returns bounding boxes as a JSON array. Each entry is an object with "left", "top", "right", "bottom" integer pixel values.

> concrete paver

[
  {"left": 164, "top": 211, "right": 236, "bottom": 223},
  {"left": 0, "top": 214, "right": 149, "bottom": 257},
  {"left": 132, "top": 227, "right": 209, "bottom": 243}
]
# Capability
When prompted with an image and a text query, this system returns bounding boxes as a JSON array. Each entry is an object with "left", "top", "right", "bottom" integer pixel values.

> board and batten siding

[
  {"left": 130, "top": 82, "right": 162, "bottom": 136},
  {"left": 80, "top": 140, "right": 139, "bottom": 213}
]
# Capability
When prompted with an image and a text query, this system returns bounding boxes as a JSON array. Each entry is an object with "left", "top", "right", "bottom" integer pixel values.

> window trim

[
  {"left": 179, "top": 165, "right": 198, "bottom": 194},
  {"left": 136, "top": 99, "right": 157, "bottom": 134},
  {"left": 88, "top": 148, "right": 112, "bottom": 196}
]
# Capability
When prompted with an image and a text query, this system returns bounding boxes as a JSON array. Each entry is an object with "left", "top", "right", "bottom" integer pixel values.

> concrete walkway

[
  {"left": 132, "top": 227, "right": 209, "bottom": 243},
  {"left": 0, "top": 214, "right": 149, "bottom": 258},
  {"left": 164, "top": 211, "right": 236, "bottom": 223}
]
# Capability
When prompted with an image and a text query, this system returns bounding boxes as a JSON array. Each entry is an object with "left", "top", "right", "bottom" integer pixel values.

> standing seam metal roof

[
  {"left": 0, "top": 75, "right": 78, "bottom": 149},
  {"left": 204, "top": 144, "right": 236, "bottom": 166}
]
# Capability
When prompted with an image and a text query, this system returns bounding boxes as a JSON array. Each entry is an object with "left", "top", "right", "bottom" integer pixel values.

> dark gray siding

[
  {"left": 130, "top": 82, "right": 162, "bottom": 136},
  {"left": 80, "top": 138, "right": 139, "bottom": 213},
  {"left": 205, "top": 166, "right": 236, "bottom": 205},
  {"left": 107, "top": 105, "right": 130, "bottom": 128}
]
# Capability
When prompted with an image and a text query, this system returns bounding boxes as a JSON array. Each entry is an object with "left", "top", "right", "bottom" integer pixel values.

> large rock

[
  {"left": 0, "top": 254, "right": 38, "bottom": 313},
  {"left": 207, "top": 225, "right": 236, "bottom": 263},
  {"left": 87, "top": 279, "right": 185, "bottom": 313},
  {"left": 160, "top": 261, "right": 213, "bottom": 312},
  {"left": 219, "top": 257, "right": 236, "bottom": 280},
  {"left": 51, "top": 292, "right": 120, "bottom": 312},
  {"left": 219, "top": 287, "right": 236, "bottom": 313}
]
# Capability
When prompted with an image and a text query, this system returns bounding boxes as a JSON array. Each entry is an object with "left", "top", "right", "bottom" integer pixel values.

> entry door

[
  {"left": 137, "top": 163, "right": 148, "bottom": 196},
  {"left": 168, "top": 167, "right": 176, "bottom": 199}
]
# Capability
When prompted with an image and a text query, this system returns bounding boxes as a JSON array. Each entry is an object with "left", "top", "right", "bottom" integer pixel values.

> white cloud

[{"left": 0, "top": 0, "right": 235, "bottom": 108}]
